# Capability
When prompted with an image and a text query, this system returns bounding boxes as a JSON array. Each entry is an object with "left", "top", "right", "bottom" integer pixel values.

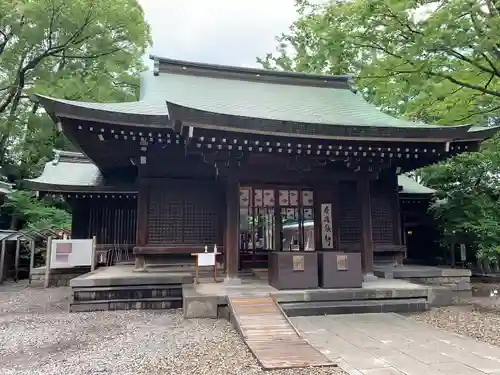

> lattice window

[
  {"left": 147, "top": 185, "right": 219, "bottom": 245},
  {"left": 338, "top": 181, "right": 361, "bottom": 244},
  {"left": 371, "top": 189, "right": 394, "bottom": 244}
]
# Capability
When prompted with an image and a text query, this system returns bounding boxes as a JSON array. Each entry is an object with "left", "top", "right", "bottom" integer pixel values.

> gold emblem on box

[
  {"left": 292, "top": 255, "right": 305, "bottom": 271},
  {"left": 336, "top": 254, "right": 348, "bottom": 271}
]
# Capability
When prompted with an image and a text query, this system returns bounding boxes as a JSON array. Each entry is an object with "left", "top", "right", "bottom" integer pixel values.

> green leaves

[
  {"left": 260, "top": 0, "right": 500, "bottom": 125},
  {"left": 0, "top": 0, "right": 151, "bottom": 179},
  {"left": 1, "top": 190, "right": 71, "bottom": 231},
  {"left": 262, "top": 0, "right": 500, "bottom": 261},
  {"left": 420, "top": 150, "right": 500, "bottom": 260}
]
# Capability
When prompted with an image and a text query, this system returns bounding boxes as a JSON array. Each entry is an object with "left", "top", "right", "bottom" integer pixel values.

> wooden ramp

[{"left": 228, "top": 296, "right": 335, "bottom": 370}]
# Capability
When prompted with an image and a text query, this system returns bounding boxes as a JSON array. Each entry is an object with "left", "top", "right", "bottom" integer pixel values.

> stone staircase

[
  {"left": 71, "top": 284, "right": 184, "bottom": 312},
  {"left": 69, "top": 265, "right": 192, "bottom": 312},
  {"left": 278, "top": 288, "right": 429, "bottom": 317}
]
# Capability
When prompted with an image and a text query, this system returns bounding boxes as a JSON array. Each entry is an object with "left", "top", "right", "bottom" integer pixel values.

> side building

[{"left": 24, "top": 56, "right": 498, "bottom": 280}]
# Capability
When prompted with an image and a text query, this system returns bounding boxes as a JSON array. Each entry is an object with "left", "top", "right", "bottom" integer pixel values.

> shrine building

[{"left": 24, "top": 56, "right": 498, "bottom": 282}]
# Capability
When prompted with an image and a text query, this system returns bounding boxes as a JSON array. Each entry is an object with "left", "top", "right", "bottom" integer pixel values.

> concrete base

[
  {"left": 183, "top": 286, "right": 219, "bottom": 318},
  {"left": 363, "top": 273, "right": 378, "bottom": 282},
  {"left": 30, "top": 266, "right": 90, "bottom": 287},
  {"left": 184, "top": 277, "right": 436, "bottom": 316},
  {"left": 223, "top": 276, "right": 242, "bottom": 285},
  {"left": 427, "top": 286, "right": 455, "bottom": 307},
  {"left": 69, "top": 265, "right": 193, "bottom": 312},
  {"left": 374, "top": 265, "right": 472, "bottom": 294},
  {"left": 183, "top": 296, "right": 218, "bottom": 318}
]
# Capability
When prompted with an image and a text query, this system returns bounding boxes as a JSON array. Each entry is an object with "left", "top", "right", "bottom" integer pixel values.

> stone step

[
  {"left": 280, "top": 298, "right": 428, "bottom": 317},
  {"left": 72, "top": 285, "right": 182, "bottom": 302},
  {"left": 70, "top": 297, "right": 182, "bottom": 312},
  {"left": 273, "top": 288, "right": 429, "bottom": 303}
]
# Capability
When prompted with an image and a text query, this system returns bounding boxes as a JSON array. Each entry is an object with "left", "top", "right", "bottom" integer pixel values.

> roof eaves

[
  {"left": 460, "top": 125, "right": 500, "bottom": 141},
  {"left": 166, "top": 101, "right": 473, "bottom": 142},
  {"left": 34, "top": 94, "right": 172, "bottom": 128},
  {"left": 22, "top": 180, "right": 137, "bottom": 193}
]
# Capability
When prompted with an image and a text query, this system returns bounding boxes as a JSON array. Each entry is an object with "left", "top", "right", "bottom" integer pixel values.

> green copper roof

[
  {"left": 38, "top": 70, "right": 451, "bottom": 129},
  {"left": 33, "top": 56, "right": 500, "bottom": 142},
  {"left": 25, "top": 150, "right": 102, "bottom": 188},
  {"left": 153, "top": 72, "right": 431, "bottom": 128},
  {"left": 398, "top": 175, "right": 435, "bottom": 195}
]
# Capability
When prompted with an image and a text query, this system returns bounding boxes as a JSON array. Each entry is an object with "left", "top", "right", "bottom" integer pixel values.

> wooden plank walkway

[{"left": 228, "top": 295, "right": 335, "bottom": 370}]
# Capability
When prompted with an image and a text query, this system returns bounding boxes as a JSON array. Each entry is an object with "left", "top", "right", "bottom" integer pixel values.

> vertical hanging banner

[{"left": 321, "top": 203, "right": 333, "bottom": 249}]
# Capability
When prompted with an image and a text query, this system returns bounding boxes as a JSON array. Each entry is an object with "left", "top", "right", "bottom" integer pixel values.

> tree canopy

[
  {"left": 261, "top": 0, "right": 500, "bottom": 260},
  {"left": 2, "top": 190, "right": 71, "bottom": 231},
  {"left": 260, "top": 0, "right": 500, "bottom": 125},
  {"left": 0, "top": 0, "right": 151, "bottom": 231},
  {"left": 0, "top": 0, "right": 151, "bottom": 181}
]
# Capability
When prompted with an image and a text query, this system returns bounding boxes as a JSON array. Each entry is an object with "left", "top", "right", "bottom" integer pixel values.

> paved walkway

[{"left": 291, "top": 313, "right": 500, "bottom": 375}]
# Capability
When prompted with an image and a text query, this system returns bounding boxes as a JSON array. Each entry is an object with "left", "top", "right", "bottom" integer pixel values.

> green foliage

[
  {"left": 0, "top": 0, "right": 151, "bottom": 180},
  {"left": 260, "top": 0, "right": 500, "bottom": 124},
  {"left": 1, "top": 190, "right": 71, "bottom": 231},
  {"left": 261, "top": 0, "right": 500, "bottom": 261},
  {"left": 419, "top": 150, "right": 500, "bottom": 260}
]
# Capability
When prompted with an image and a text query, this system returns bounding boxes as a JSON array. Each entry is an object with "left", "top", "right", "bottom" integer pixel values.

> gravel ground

[
  {"left": 0, "top": 282, "right": 344, "bottom": 375},
  {"left": 411, "top": 282, "right": 500, "bottom": 347}
]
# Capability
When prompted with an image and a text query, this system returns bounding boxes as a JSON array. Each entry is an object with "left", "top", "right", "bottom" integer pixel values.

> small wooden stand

[{"left": 191, "top": 252, "right": 220, "bottom": 284}]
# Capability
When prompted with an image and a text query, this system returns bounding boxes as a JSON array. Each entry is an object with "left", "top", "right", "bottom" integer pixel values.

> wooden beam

[
  {"left": 225, "top": 175, "right": 240, "bottom": 279},
  {"left": 91, "top": 235, "right": 97, "bottom": 272},
  {"left": 136, "top": 181, "right": 149, "bottom": 246},
  {"left": 14, "top": 238, "right": 20, "bottom": 282},
  {"left": 358, "top": 178, "right": 374, "bottom": 274},
  {"left": 44, "top": 236, "right": 53, "bottom": 288},
  {"left": 0, "top": 240, "right": 6, "bottom": 284},
  {"left": 29, "top": 239, "right": 35, "bottom": 284}
]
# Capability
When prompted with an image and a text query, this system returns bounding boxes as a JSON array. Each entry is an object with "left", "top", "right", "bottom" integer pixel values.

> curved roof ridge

[{"left": 150, "top": 54, "right": 353, "bottom": 90}]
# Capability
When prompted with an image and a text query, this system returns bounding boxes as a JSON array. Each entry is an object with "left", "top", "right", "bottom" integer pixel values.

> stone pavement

[{"left": 291, "top": 313, "right": 500, "bottom": 375}]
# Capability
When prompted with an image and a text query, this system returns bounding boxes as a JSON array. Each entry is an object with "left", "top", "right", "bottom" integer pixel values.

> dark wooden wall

[
  {"left": 338, "top": 181, "right": 362, "bottom": 250},
  {"left": 146, "top": 180, "right": 223, "bottom": 246},
  {"left": 336, "top": 177, "right": 401, "bottom": 252},
  {"left": 71, "top": 196, "right": 137, "bottom": 244}
]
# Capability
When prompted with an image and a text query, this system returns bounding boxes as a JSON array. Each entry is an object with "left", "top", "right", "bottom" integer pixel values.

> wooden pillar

[
  {"left": 44, "top": 236, "right": 53, "bottom": 288},
  {"left": 136, "top": 181, "right": 150, "bottom": 246},
  {"left": 90, "top": 235, "right": 97, "bottom": 272},
  {"left": 14, "top": 238, "right": 20, "bottom": 282},
  {"left": 135, "top": 181, "right": 149, "bottom": 270},
  {"left": 0, "top": 239, "right": 6, "bottom": 284},
  {"left": 358, "top": 178, "right": 374, "bottom": 274},
  {"left": 225, "top": 176, "right": 240, "bottom": 280},
  {"left": 29, "top": 239, "right": 35, "bottom": 284}
]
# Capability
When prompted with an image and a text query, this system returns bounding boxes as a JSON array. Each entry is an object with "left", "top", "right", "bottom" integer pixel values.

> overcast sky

[{"left": 139, "top": 0, "right": 299, "bottom": 68}]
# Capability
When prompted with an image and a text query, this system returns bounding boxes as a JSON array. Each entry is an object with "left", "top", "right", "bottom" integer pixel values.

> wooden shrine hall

[{"left": 24, "top": 56, "right": 498, "bottom": 283}]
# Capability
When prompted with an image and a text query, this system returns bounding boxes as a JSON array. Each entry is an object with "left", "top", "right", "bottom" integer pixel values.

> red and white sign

[{"left": 50, "top": 239, "right": 93, "bottom": 269}]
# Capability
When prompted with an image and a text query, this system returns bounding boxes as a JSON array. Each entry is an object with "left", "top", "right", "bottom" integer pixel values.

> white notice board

[
  {"left": 50, "top": 239, "right": 93, "bottom": 269},
  {"left": 197, "top": 253, "right": 216, "bottom": 267}
]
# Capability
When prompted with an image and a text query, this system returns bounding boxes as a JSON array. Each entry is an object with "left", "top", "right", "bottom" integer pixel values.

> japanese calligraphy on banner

[
  {"left": 239, "top": 188, "right": 250, "bottom": 207},
  {"left": 321, "top": 203, "right": 333, "bottom": 249}
]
